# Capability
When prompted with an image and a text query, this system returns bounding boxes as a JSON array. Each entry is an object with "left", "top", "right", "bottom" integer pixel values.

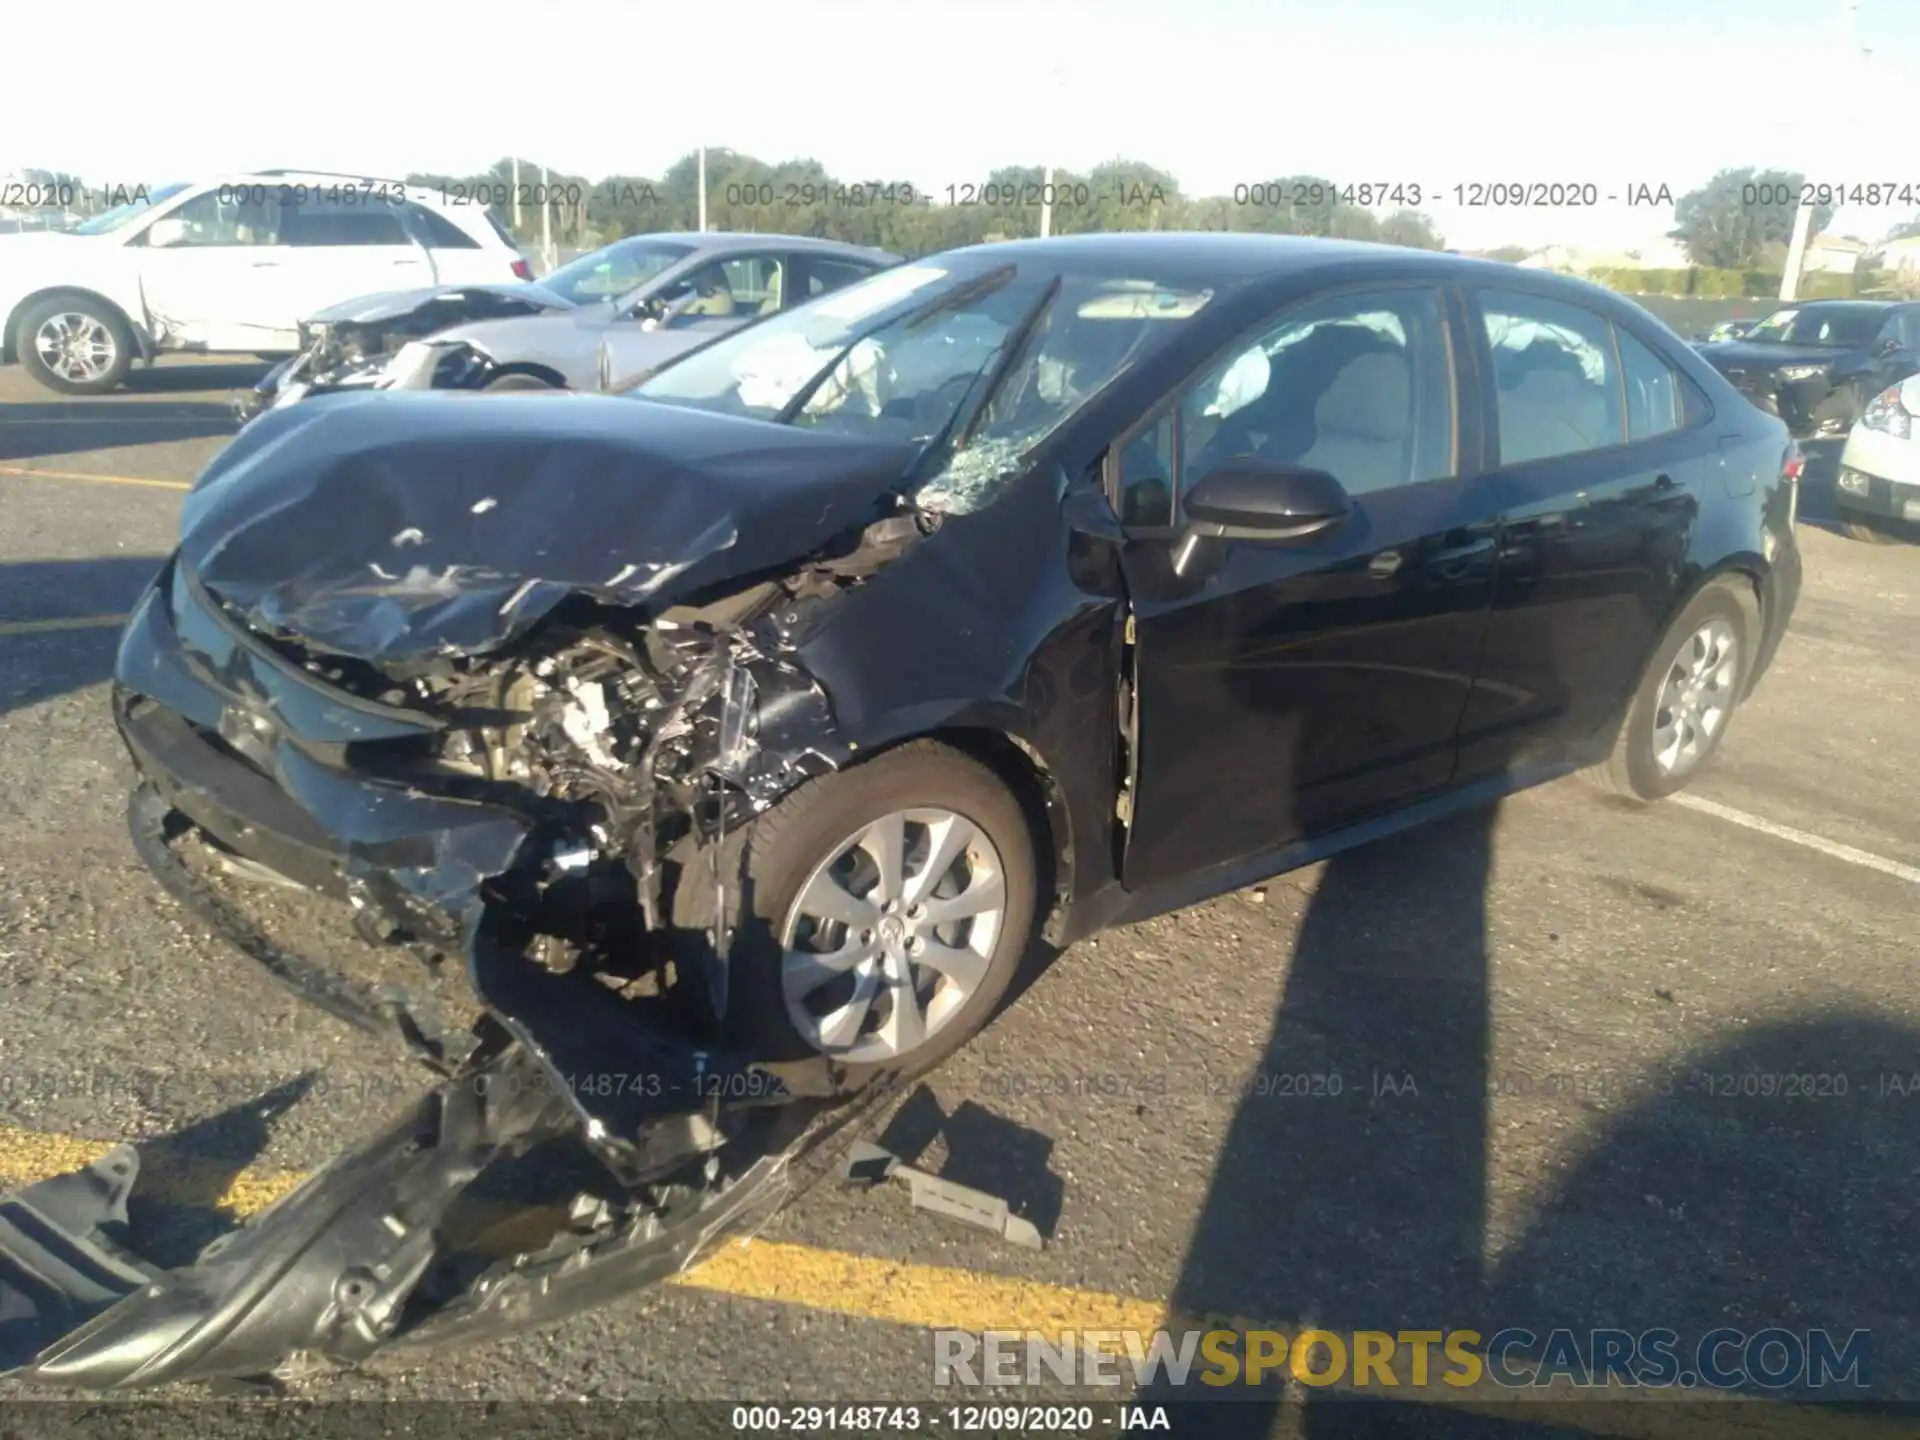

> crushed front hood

[{"left": 179, "top": 391, "right": 918, "bottom": 662}]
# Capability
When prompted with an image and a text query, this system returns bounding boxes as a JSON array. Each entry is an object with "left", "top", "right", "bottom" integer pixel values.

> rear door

[
  {"left": 1114, "top": 282, "right": 1501, "bottom": 890},
  {"left": 276, "top": 191, "right": 434, "bottom": 319},
  {"left": 1453, "top": 286, "right": 1705, "bottom": 780}
]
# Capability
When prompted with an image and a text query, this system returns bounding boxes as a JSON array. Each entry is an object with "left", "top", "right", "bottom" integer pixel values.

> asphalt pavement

[{"left": 0, "top": 357, "right": 1916, "bottom": 1439}]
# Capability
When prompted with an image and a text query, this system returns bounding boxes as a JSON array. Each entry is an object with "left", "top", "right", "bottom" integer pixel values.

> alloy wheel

[
  {"left": 1650, "top": 618, "right": 1739, "bottom": 778},
  {"left": 33, "top": 312, "right": 119, "bottom": 384},
  {"left": 778, "top": 808, "right": 1006, "bottom": 1064}
]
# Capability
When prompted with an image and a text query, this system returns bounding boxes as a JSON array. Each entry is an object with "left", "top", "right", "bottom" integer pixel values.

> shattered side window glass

[
  {"left": 634, "top": 264, "right": 1211, "bottom": 515},
  {"left": 918, "top": 280, "right": 1212, "bottom": 515}
]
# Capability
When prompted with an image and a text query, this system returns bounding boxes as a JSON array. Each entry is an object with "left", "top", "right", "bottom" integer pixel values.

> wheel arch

[
  {"left": 4, "top": 286, "right": 152, "bottom": 365},
  {"left": 845, "top": 722, "right": 1077, "bottom": 947}
]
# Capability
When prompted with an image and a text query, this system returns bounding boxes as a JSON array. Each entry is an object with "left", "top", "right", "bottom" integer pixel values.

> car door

[
  {"left": 275, "top": 191, "right": 435, "bottom": 322},
  {"left": 1452, "top": 287, "right": 1704, "bottom": 781},
  {"left": 133, "top": 185, "right": 298, "bottom": 350},
  {"left": 1112, "top": 282, "right": 1499, "bottom": 891}
]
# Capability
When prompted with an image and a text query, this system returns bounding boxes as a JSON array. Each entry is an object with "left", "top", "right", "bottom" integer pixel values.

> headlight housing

[
  {"left": 1861, "top": 384, "right": 1913, "bottom": 440},
  {"left": 1776, "top": 364, "right": 1826, "bottom": 383}
]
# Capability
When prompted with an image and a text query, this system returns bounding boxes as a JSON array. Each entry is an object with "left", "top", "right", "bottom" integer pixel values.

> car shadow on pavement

[
  {"left": 120, "top": 362, "right": 273, "bottom": 396},
  {"left": 0, "top": 555, "right": 169, "bottom": 716},
  {"left": 0, "top": 400, "right": 239, "bottom": 463},
  {"left": 1142, "top": 784, "right": 1919, "bottom": 1437}
]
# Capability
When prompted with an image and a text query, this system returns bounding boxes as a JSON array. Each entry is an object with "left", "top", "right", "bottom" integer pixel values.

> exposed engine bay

[
  {"left": 238, "top": 285, "right": 569, "bottom": 420},
  {"left": 0, "top": 389, "right": 996, "bottom": 1390}
]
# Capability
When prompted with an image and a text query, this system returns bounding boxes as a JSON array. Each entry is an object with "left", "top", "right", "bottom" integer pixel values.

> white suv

[{"left": 0, "top": 170, "right": 531, "bottom": 394}]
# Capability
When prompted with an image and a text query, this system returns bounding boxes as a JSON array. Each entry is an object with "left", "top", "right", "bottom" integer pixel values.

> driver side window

[
  {"left": 1116, "top": 287, "right": 1455, "bottom": 527},
  {"left": 671, "top": 254, "right": 786, "bottom": 318}
]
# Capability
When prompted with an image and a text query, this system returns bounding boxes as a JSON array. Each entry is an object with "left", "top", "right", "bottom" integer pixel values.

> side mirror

[
  {"left": 1182, "top": 457, "right": 1353, "bottom": 541},
  {"left": 145, "top": 217, "right": 187, "bottom": 248}
]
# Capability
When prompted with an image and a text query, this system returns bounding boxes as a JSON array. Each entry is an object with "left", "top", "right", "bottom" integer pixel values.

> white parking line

[{"left": 1675, "top": 793, "right": 1920, "bottom": 887}]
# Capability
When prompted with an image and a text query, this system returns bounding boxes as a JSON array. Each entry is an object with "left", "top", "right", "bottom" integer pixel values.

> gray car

[{"left": 241, "top": 231, "right": 900, "bottom": 419}]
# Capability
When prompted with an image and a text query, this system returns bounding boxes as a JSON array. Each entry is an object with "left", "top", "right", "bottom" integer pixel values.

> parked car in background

[
  {"left": 1693, "top": 299, "right": 1920, "bottom": 438},
  {"left": 1834, "top": 374, "right": 1920, "bottom": 542},
  {"left": 240, "top": 231, "right": 900, "bottom": 419},
  {"left": 1697, "top": 316, "right": 1762, "bottom": 344},
  {"left": 0, "top": 172, "right": 529, "bottom": 394}
]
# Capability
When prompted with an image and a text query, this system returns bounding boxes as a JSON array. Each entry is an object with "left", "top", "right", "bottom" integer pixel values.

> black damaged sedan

[
  {"left": 8, "top": 235, "right": 1801, "bottom": 1388},
  {"left": 1695, "top": 298, "right": 1920, "bottom": 438}
]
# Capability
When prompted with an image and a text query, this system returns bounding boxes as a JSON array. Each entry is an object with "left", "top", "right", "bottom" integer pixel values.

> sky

[{"left": 10, "top": 0, "right": 1915, "bottom": 253}]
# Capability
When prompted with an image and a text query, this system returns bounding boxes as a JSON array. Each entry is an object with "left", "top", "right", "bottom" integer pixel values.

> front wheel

[
  {"left": 483, "top": 372, "right": 557, "bottom": 393},
  {"left": 671, "top": 741, "right": 1037, "bottom": 1077},
  {"left": 17, "top": 296, "right": 134, "bottom": 395},
  {"left": 1586, "top": 578, "right": 1756, "bottom": 802}
]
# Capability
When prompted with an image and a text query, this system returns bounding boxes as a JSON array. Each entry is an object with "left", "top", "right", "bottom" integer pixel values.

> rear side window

[
  {"left": 1479, "top": 291, "right": 1623, "bottom": 463},
  {"left": 1616, "top": 327, "right": 1682, "bottom": 440},
  {"left": 406, "top": 203, "right": 479, "bottom": 249},
  {"left": 804, "top": 257, "right": 880, "bottom": 297},
  {"left": 281, "top": 197, "right": 410, "bottom": 247}
]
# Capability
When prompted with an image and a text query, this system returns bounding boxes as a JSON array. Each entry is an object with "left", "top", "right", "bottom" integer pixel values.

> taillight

[
  {"left": 1782, "top": 441, "right": 1803, "bottom": 527},
  {"left": 510, "top": 257, "right": 534, "bottom": 281}
]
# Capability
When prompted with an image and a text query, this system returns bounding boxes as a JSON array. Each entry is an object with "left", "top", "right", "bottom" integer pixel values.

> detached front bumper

[
  {"left": 0, "top": 563, "right": 849, "bottom": 1389},
  {"left": 1715, "top": 367, "right": 1858, "bottom": 438}
]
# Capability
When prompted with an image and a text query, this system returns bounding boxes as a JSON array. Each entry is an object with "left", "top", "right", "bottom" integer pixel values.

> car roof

[
  {"left": 945, "top": 232, "right": 1665, "bottom": 303},
  {"left": 615, "top": 230, "right": 898, "bottom": 261}
]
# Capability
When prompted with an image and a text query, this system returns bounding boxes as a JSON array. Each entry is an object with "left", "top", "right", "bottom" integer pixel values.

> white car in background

[
  {"left": 0, "top": 171, "right": 529, "bottom": 394},
  {"left": 1835, "top": 374, "right": 1920, "bottom": 543}
]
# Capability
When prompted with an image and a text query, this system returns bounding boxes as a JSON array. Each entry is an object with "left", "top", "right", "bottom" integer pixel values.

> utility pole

[
  {"left": 1780, "top": 0, "right": 1860, "bottom": 301},
  {"left": 1037, "top": 66, "right": 1066, "bottom": 240},
  {"left": 540, "top": 163, "right": 555, "bottom": 274},
  {"left": 697, "top": 147, "right": 708, "bottom": 233}
]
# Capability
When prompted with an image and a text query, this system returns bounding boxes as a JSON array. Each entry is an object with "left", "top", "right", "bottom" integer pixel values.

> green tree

[{"left": 1672, "top": 167, "right": 1833, "bottom": 268}]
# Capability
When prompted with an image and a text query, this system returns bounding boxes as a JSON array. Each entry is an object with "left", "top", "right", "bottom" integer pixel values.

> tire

[
  {"left": 16, "top": 295, "right": 134, "bottom": 395},
  {"left": 670, "top": 740, "right": 1037, "bottom": 1079},
  {"left": 1585, "top": 577, "right": 1757, "bottom": 803},
  {"left": 1839, "top": 515, "right": 1905, "bottom": 545},
  {"left": 483, "top": 372, "right": 556, "bottom": 392}
]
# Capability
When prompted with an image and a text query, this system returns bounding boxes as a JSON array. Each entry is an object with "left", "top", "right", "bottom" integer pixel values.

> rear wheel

[
  {"left": 670, "top": 741, "right": 1037, "bottom": 1078},
  {"left": 17, "top": 296, "right": 134, "bottom": 395},
  {"left": 1585, "top": 578, "right": 1756, "bottom": 802}
]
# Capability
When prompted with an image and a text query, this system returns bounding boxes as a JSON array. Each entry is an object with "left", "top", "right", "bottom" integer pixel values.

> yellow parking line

[
  {"left": 0, "top": 1122, "right": 1900, "bottom": 1435},
  {"left": 0, "top": 613, "right": 131, "bottom": 637},
  {"left": 0, "top": 464, "right": 190, "bottom": 491}
]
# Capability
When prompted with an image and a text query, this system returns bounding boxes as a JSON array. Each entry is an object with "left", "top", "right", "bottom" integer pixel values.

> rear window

[
  {"left": 282, "top": 200, "right": 409, "bottom": 247},
  {"left": 408, "top": 203, "right": 479, "bottom": 250}
]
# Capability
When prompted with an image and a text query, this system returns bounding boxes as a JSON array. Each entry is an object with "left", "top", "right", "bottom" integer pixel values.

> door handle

[
  {"left": 1654, "top": 473, "right": 1676, "bottom": 490},
  {"left": 1368, "top": 550, "right": 1404, "bottom": 579},
  {"left": 1428, "top": 536, "right": 1495, "bottom": 579}
]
